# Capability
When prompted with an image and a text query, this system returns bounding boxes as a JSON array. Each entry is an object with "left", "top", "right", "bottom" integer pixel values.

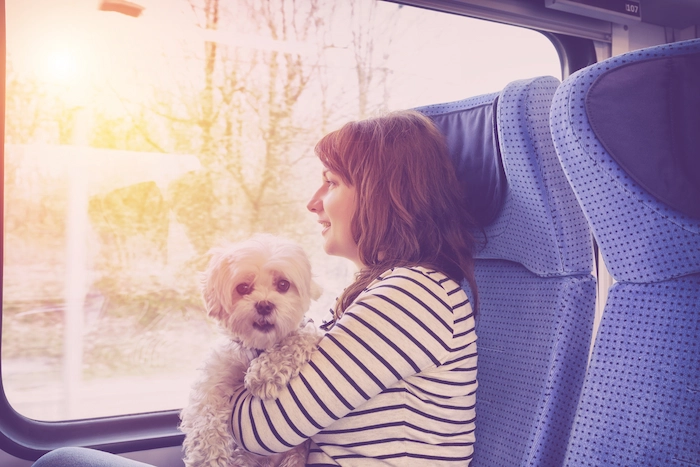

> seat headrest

[
  {"left": 416, "top": 93, "right": 507, "bottom": 228},
  {"left": 551, "top": 38, "right": 700, "bottom": 282},
  {"left": 586, "top": 50, "right": 700, "bottom": 219},
  {"left": 419, "top": 77, "right": 593, "bottom": 277}
]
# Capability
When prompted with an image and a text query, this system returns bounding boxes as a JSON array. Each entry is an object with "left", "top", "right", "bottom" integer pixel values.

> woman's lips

[{"left": 319, "top": 221, "right": 330, "bottom": 235}]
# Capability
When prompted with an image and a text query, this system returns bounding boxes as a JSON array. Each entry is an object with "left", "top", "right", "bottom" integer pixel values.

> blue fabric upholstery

[
  {"left": 481, "top": 78, "right": 593, "bottom": 277},
  {"left": 418, "top": 76, "right": 596, "bottom": 467},
  {"left": 472, "top": 262, "right": 595, "bottom": 467},
  {"left": 550, "top": 38, "right": 700, "bottom": 466},
  {"left": 550, "top": 39, "right": 700, "bottom": 283}
]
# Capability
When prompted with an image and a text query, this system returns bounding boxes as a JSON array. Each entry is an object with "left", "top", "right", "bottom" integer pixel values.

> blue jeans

[{"left": 33, "top": 447, "right": 154, "bottom": 466}]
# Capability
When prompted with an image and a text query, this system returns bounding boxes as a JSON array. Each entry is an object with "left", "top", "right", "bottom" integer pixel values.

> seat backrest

[
  {"left": 550, "top": 38, "right": 700, "bottom": 466},
  {"left": 418, "top": 76, "right": 596, "bottom": 467}
]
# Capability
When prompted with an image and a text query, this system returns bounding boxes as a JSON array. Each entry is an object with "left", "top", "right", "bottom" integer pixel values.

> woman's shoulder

[
  {"left": 359, "top": 266, "right": 471, "bottom": 326},
  {"left": 376, "top": 265, "right": 451, "bottom": 282},
  {"left": 369, "top": 265, "right": 460, "bottom": 297}
]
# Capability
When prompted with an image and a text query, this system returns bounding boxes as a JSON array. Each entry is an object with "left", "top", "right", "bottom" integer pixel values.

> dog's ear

[
  {"left": 310, "top": 280, "right": 323, "bottom": 301},
  {"left": 202, "top": 279, "right": 226, "bottom": 320},
  {"left": 200, "top": 251, "right": 229, "bottom": 321}
]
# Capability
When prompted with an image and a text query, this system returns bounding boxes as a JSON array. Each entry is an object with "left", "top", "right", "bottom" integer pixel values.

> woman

[
  {"left": 231, "top": 109, "right": 479, "bottom": 465},
  {"left": 33, "top": 110, "right": 479, "bottom": 466}
]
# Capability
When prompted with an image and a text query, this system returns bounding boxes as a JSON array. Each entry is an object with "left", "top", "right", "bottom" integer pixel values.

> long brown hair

[{"left": 315, "top": 110, "right": 479, "bottom": 317}]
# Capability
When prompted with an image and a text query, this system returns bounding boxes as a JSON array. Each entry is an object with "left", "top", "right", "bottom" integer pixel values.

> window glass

[{"left": 2, "top": 0, "right": 561, "bottom": 421}]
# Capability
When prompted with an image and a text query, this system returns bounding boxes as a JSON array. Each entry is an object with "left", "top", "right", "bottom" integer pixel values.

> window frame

[
  {"left": 0, "top": 0, "right": 593, "bottom": 459},
  {"left": 546, "top": 32, "right": 598, "bottom": 78}
]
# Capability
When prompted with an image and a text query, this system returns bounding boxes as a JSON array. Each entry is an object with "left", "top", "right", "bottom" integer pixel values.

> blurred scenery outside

[{"left": 2, "top": 0, "right": 561, "bottom": 421}]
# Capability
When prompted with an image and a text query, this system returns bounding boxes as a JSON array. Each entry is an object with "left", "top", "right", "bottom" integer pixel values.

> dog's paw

[
  {"left": 245, "top": 356, "right": 293, "bottom": 399},
  {"left": 245, "top": 327, "right": 321, "bottom": 399}
]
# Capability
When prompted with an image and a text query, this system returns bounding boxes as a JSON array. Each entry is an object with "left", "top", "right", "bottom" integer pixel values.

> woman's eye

[
  {"left": 277, "top": 280, "right": 290, "bottom": 293},
  {"left": 322, "top": 171, "right": 338, "bottom": 187},
  {"left": 236, "top": 283, "right": 252, "bottom": 295}
]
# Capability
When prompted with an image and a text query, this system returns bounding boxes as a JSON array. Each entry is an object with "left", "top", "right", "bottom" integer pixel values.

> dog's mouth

[{"left": 253, "top": 318, "right": 276, "bottom": 333}]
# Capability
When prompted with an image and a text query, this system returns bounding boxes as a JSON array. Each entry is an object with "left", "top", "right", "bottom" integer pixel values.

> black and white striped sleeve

[{"left": 230, "top": 267, "right": 457, "bottom": 455}]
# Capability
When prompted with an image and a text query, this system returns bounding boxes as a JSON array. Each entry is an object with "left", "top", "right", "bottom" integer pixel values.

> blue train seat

[
  {"left": 418, "top": 76, "right": 596, "bottom": 467},
  {"left": 550, "top": 38, "right": 700, "bottom": 466}
]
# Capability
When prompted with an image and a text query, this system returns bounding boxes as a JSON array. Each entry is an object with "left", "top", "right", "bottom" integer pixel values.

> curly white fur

[{"left": 180, "top": 234, "right": 322, "bottom": 467}]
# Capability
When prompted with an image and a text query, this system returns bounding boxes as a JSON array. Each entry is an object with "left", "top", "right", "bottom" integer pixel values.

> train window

[{"left": 2, "top": 0, "right": 560, "bottom": 421}]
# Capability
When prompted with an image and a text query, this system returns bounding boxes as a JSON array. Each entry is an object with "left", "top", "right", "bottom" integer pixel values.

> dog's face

[{"left": 202, "top": 235, "right": 321, "bottom": 350}]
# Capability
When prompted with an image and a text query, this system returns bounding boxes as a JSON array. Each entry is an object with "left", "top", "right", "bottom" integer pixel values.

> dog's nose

[{"left": 255, "top": 301, "right": 275, "bottom": 315}]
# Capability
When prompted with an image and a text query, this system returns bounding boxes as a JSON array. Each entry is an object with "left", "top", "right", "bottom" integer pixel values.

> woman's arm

[{"left": 230, "top": 267, "right": 459, "bottom": 455}]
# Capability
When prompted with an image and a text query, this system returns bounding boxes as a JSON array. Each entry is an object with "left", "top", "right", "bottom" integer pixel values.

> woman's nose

[{"left": 307, "top": 193, "right": 321, "bottom": 213}]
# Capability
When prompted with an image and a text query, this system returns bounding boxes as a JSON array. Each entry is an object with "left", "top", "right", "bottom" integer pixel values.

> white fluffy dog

[{"left": 180, "top": 234, "right": 322, "bottom": 467}]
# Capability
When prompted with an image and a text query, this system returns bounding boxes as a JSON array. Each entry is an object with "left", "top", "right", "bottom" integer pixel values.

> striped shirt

[{"left": 231, "top": 266, "right": 478, "bottom": 466}]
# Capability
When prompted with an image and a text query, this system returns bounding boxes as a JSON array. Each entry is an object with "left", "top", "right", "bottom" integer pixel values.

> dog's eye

[
  {"left": 277, "top": 280, "right": 290, "bottom": 293},
  {"left": 236, "top": 283, "right": 252, "bottom": 295}
]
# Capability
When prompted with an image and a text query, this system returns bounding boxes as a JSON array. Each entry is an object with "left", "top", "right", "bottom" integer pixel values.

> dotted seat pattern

[
  {"left": 480, "top": 76, "right": 593, "bottom": 277},
  {"left": 419, "top": 77, "right": 597, "bottom": 467},
  {"left": 550, "top": 39, "right": 700, "bottom": 284},
  {"left": 563, "top": 276, "right": 700, "bottom": 466},
  {"left": 473, "top": 77, "right": 595, "bottom": 467},
  {"left": 473, "top": 261, "right": 595, "bottom": 467},
  {"left": 549, "top": 38, "right": 700, "bottom": 467}
]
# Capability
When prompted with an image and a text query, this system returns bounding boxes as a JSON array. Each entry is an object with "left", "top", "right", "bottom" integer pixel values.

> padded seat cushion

[
  {"left": 473, "top": 261, "right": 595, "bottom": 467},
  {"left": 564, "top": 275, "right": 700, "bottom": 466}
]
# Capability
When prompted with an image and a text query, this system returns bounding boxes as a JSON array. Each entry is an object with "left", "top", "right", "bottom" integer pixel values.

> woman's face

[{"left": 307, "top": 168, "right": 362, "bottom": 268}]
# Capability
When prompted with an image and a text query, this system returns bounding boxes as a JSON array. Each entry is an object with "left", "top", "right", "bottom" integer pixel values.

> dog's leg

[
  {"left": 181, "top": 404, "right": 233, "bottom": 466},
  {"left": 181, "top": 343, "right": 254, "bottom": 467}
]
